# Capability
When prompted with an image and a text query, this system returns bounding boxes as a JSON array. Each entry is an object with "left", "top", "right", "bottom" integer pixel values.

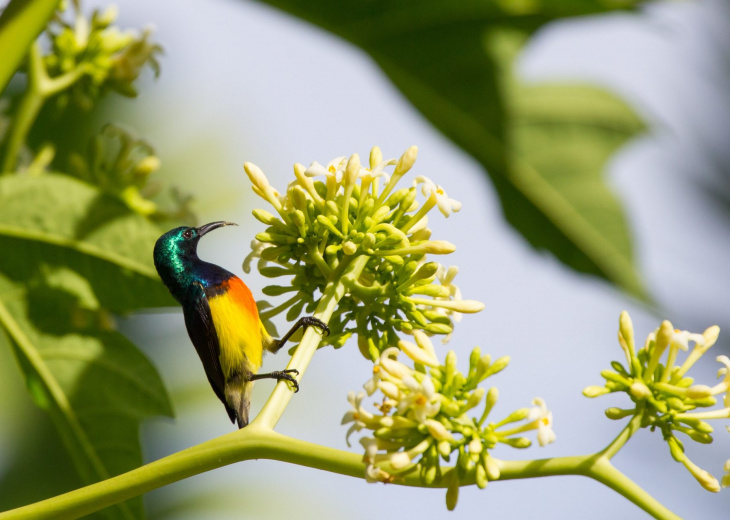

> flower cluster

[
  {"left": 342, "top": 330, "right": 555, "bottom": 510},
  {"left": 68, "top": 124, "right": 195, "bottom": 224},
  {"left": 243, "top": 146, "right": 483, "bottom": 358},
  {"left": 44, "top": 3, "right": 160, "bottom": 110},
  {"left": 584, "top": 311, "right": 729, "bottom": 492}
]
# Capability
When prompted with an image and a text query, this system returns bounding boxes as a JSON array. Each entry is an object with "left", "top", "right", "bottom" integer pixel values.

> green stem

[
  {"left": 0, "top": 429, "right": 362, "bottom": 520},
  {"left": 497, "top": 455, "right": 681, "bottom": 520},
  {"left": 252, "top": 254, "right": 370, "bottom": 429},
  {"left": 0, "top": 430, "right": 679, "bottom": 520},
  {"left": 0, "top": 298, "right": 135, "bottom": 520},
  {"left": 1, "top": 36, "right": 86, "bottom": 172},
  {"left": 600, "top": 405, "right": 644, "bottom": 460},
  {"left": 1, "top": 42, "right": 47, "bottom": 173},
  {"left": 0, "top": 0, "right": 59, "bottom": 95}
]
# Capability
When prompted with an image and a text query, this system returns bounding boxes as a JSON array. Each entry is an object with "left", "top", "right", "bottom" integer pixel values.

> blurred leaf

[
  {"left": 0, "top": 173, "right": 175, "bottom": 519},
  {"left": 0, "top": 173, "right": 174, "bottom": 310},
  {"left": 0, "top": 358, "right": 86, "bottom": 514},
  {"left": 252, "top": 0, "right": 646, "bottom": 297}
]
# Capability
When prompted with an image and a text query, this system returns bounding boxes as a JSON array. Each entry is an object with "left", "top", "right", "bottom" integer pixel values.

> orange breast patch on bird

[{"left": 207, "top": 277, "right": 263, "bottom": 375}]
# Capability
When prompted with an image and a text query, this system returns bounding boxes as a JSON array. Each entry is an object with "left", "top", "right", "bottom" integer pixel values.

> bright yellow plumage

[{"left": 207, "top": 277, "right": 268, "bottom": 377}]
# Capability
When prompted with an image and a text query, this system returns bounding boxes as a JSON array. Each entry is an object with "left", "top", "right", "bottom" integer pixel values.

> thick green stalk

[
  {"left": 0, "top": 428, "right": 679, "bottom": 520},
  {"left": 497, "top": 456, "right": 680, "bottom": 520},
  {"left": 253, "top": 254, "right": 371, "bottom": 428},
  {"left": 0, "top": 0, "right": 59, "bottom": 95},
  {"left": 0, "top": 429, "right": 362, "bottom": 520}
]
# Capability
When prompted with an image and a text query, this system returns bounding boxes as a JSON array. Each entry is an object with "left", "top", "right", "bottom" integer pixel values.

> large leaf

[
  {"left": 251, "top": 0, "right": 646, "bottom": 297},
  {"left": 0, "top": 174, "right": 174, "bottom": 519}
]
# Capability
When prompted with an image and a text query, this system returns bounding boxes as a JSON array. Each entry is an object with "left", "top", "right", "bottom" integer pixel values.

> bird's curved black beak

[{"left": 196, "top": 221, "right": 238, "bottom": 237}]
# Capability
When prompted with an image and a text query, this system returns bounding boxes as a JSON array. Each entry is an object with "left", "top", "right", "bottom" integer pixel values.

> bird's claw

[
  {"left": 302, "top": 316, "right": 330, "bottom": 337},
  {"left": 274, "top": 369, "right": 300, "bottom": 393}
]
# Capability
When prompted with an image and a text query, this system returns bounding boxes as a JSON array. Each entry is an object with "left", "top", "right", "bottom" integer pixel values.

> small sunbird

[{"left": 153, "top": 221, "right": 328, "bottom": 428}]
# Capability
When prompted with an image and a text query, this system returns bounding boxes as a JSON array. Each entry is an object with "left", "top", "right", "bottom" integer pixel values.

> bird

[{"left": 153, "top": 221, "right": 328, "bottom": 428}]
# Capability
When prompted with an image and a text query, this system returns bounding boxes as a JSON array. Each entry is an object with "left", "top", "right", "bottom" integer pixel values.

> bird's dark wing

[{"left": 182, "top": 295, "right": 236, "bottom": 424}]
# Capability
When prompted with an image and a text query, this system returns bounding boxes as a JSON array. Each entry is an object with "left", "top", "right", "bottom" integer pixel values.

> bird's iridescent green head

[{"left": 153, "top": 221, "right": 237, "bottom": 301}]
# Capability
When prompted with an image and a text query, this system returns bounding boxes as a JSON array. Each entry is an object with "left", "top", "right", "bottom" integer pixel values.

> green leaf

[
  {"left": 0, "top": 0, "right": 59, "bottom": 95},
  {"left": 0, "top": 173, "right": 174, "bottom": 518},
  {"left": 252, "top": 0, "right": 647, "bottom": 297},
  {"left": 505, "top": 81, "right": 644, "bottom": 296},
  {"left": 0, "top": 173, "right": 174, "bottom": 310}
]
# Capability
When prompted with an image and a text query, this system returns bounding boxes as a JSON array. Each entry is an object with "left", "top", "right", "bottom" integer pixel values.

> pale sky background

[{"left": 9, "top": 0, "right": 730, "bottom": 518}]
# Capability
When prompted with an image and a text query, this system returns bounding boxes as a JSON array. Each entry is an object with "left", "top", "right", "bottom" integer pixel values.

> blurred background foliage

[{"left": 1, "top": 0, "right": 729, "bottom": 519}]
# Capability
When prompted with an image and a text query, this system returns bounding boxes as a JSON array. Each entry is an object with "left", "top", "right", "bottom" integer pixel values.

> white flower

[
  {"left": 304, "top": 156, "right": 347, "bottom": 182},
  {"left": 360, "top": 437, "right": 394, "bottom": 483},
  {"left": 363, "top": 364, "right": 384, "bottom": 396},
  {"left": 414, "top": 176, "right": 462, "bottom": 217},
  {"left": 671, "top": 329, "right": 707, "bottom": 351},
  {"left": 342, "top": 391, "right": 377, "bottom": 446},
  {"left": 363, "top": 146, "right": 396, "bottom": 183},
  {"left": 527, "top": 398, "right": 555, "bottom": 447},
  {"left": 397, "top": 373, "right": 440, "bottom": 423}
]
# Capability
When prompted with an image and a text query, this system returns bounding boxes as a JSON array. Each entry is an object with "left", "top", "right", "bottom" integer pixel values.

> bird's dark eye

[{"left": 182, "top": 229, "right": 194, "bottom": 239}]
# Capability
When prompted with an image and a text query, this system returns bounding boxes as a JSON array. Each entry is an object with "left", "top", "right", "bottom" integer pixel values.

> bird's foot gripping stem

[
  {"left": 297, "top": 316, "right": 330, "bottom": 337},
  {"left": 269, "top": 316, "right": 330, "bottom": 353},
  {"left": 251, "top": 369, "right": 301, "bottom": 392}
]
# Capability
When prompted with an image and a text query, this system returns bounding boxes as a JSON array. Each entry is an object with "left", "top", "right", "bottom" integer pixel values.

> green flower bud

[
  {"left": 438, "top": 440, "right": 452, "bottom": 459},
  {"left": 484, "top": 454, "right": 500, "bottom": 480},
  {"left": 384, "top": 188, "right": 408, "bottom": 208},
  {"left": 262, "top": 285, "right": 296, "bottom": 296},
  {"left": 667, "top": 436, "right": 684, "bottom": 462},
  {"left": 423, "top": 462, "right": 439, "bottom": 486},
  {"left": 343, "top": 241, "right": 357, "bottom": 255},
  {"left": 503, "top": 408, "right": 529, "bottom": 424},
  {"left": 255, "top": 232, "right": 296, "bottom": 244},
  {"left": 445, "top": 470, "right": 459, "bottom": 511},
  {"left": 475, "top": 463, "right": 488, "bottom": 489},
  {"left": 582, "top": 385, "right": 610, "bottom": 398},
  {"left": 604, "top": 407, "right": 633, "bottom": 420},
  {"left": 259, "top": 266, "right": 290, "bottom": 278},
  {"left": 316, "top": 215, "right": 344, "bottom": 237},
  {"left": 501, "top": 437, "right": 531, "bottom": 449},
  {"left": 629, "top": 381, "right": 651, "bottom": 400},
  {"left": 292, "top": 210, "right": 307, "bottom": 235},
  {"left": 369, "top": 205, "right": 391, "bottom": 226},
  {"left": 610, "top": 361, "right": 629, "bottom": 376},
  {"left": 686, "top": 430, "right": 713, "bottom": 444},
  {"left": 484, "top": 356, "right": 509, "bottom": 378},
  {"left": 421, "top": 323, "right": 451, "bottom": 335},
  {"left": 252, "top": 209, "right": 281, "bottom": 226},
  {"left": 410, "top": 228, "right": 432, "bottom": 242},
  {"left": 686, "top": 384, "right": 713, "bottom": 399}
]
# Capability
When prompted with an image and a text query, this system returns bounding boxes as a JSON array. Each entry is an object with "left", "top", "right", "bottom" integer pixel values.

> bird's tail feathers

[{"left": 226, "top": 380, "right": 253, "bottom": 428}]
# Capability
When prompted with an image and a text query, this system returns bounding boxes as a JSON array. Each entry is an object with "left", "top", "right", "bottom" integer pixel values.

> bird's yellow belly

[{"left": 207, "top": 279, "right": 263, "bottom": 378}]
